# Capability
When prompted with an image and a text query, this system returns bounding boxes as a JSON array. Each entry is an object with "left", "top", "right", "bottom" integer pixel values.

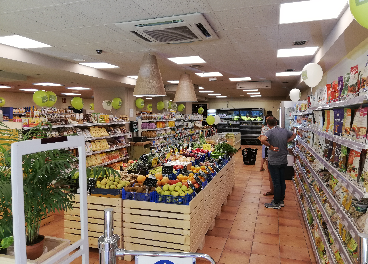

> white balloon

[
  {"left": 214, "top": 115, "right": 221, "bottom": 125},
  {"left": 102, "top": 100, "right": 112, "bottom": 111},
  {"left": 302, "top": 63, "right": 323, "bottom": 88},
  {"left": 290, "top": 88, "right": 301, "bottom": 102}
]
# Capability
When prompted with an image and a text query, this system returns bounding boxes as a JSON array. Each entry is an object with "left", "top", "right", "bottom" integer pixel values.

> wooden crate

[
  {"left": 123, "top": 159, "right": 235, "bottom": 255},
  {"left": 0, "top": 236, "right": 70, "bottom": 264},
  {"left": 64, "top": 194, "right": 123, "bottom": 249}
]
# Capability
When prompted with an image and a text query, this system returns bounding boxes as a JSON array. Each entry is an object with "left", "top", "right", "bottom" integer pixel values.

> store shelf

[
  {"left": 294, "top": 169, "right": 336, "bottom": 264},
  {"left": 310, "top": 94, "right": 368, "bottom": 110},
  {"left": 89, "top": 155, "right": 129, "bottom": 168},
  {"left": 85, "top": 133, "right": 129, "bottom": 141},
  {"left": 22, "top": 121, "right": 130, "bottom": 130},
  {"left": 297, "top": 136, "right": 366, "bottom": 199},
  {"left": 141, "top": 127, "right": 173, "bottom": 131},
  {"left": 298, "top": 126, "right": 368, "bottom": 151},
  {"left": 140, "top": 119, "right": 176, "bottom": 122},
  {"left": 13, "top": 113, "right": 27, "bottom": 115},
  {"left": 86, "top": 144, "right": 130, "bottom": 156},
  {"left": 294, "top": 159, "right": 353, "bottom": 264}
]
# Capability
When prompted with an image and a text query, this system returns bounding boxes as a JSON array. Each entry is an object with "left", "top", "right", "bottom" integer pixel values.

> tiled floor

[{"left": 39, "top": 146, "right": 316, "bottom": 263}]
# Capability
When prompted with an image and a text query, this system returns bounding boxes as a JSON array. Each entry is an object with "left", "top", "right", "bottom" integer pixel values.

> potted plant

[{"left": 0, "top": 181, "right": 13, "bottom": 255}]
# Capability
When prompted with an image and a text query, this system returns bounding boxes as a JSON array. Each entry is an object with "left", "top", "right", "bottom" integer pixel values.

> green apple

[
  {"left": 164, "top": 191, "right": 171, "bottom": 195},
  {"left": 169, "top": 185, "right": 175, "bottom": 192},
  {"left": 181, "top": 185, "right": 187, "bottom": 192},
  {"left": 117, "top": 184, "right": 123, "bottom": 189},
  {"left": 177, "top": 182, "right": 182, "bottom": 187},
  {"left": 175, "top": 186, "right": 181, "bottom": 192},
  {"left": 97, "top": 184, "right": 102, "bottom": 188},
  {"left": 171, "top": 191, "right": 178, "bottom": 197},
  {"left": 163, "top": 185, "right": 169, "bottom": 191}
]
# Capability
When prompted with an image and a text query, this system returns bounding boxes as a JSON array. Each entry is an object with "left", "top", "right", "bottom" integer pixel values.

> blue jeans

[{"left": 268, "top": 163, "right": 287, "bottom": 204}]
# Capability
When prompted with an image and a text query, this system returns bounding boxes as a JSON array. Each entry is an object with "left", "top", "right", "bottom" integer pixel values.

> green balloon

[
  {"left": 350, "top": 0, "right": 368, "bottom": 29},
  {"left": 157, "top": 101, "right": 164, "bottom": 111},
  {"left": 206, "top": 115, "right": 215, "bottom": 125},
  {"left": 45, "top": 91, "right": 57, "bottom": 107},
  {"left": 198, "top": 107, "right": 204, "bottom": 114},
  {"left": 168, "top": 101, "right": 172, "bottom": 109},
  {"left": 147, "top": 103, "right": 152, "bottom": 111},
  {"left": 0, "top": 97, "right": 5, "bottom": 107},
  {"left": 178, "top": 104, "right": 185, "bottom": 112},
  {"left": 33, "top": 90, "right": 48, "bottom": 107},
  {"left": 90, "top": 103, "right": 94, "bottom": 110},
  {"left": 112, "top": 98, "right": 122, "bottom": 110},
  {"left": 135, "top": 98, "right": 144, "bottom": 109},
  {"left": 71, "top": 97, "right": 84, "bottom": 110}
]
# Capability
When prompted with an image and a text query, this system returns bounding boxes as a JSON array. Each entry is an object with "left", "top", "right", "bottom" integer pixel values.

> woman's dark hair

[{"left": 266, "top": 116, "right": 277, "bottom": 126}]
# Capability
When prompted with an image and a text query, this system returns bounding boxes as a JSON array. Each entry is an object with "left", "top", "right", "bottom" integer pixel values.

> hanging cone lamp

[
  {"left": 174, "top": 73, "right": 197, "bottom": 102},
  {"left": 133, "top": 53, "right": 166, "bottom": 97}
]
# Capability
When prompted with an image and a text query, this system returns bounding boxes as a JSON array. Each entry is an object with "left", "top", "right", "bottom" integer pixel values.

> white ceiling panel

[
  {"left": 206, "top": 0, "right": 304, "bottom": 11},
  {"left": 214, "top": 5, "right": 279, "bottom": 30},
  {"left": 220, "top": 26, "right": 279, "bottom": 43}
]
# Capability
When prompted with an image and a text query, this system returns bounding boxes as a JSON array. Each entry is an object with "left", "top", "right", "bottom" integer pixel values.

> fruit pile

[
  {"left": 156, "top": 181, "right": 193, "bottom": 197},
  {"left": 96, "top": 177, "right": 130, "bottom": 189}
]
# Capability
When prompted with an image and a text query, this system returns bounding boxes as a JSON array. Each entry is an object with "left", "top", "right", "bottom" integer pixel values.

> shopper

[
  {"left": 259, "top": 115, "right": 274, "bottom": 197},
  {"left": 259, "top": 117, "right": 296, "bottom": 209}
]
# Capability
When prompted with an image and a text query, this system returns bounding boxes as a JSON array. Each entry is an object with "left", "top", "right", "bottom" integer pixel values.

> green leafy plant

[{"left": 0, "top": 236, "right": 14, "bottom": 250}]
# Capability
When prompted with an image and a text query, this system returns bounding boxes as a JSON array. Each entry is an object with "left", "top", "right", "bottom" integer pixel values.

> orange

[{"left": 155, "top": 173, "right": 163, "bottom": 181}]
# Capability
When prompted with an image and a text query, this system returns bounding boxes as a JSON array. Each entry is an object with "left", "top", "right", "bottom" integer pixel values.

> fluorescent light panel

[
  {"left": 208, "top": 109, "right": 216, "bottom": 113},
  {"left": 198, "top": 90, "right": 214, "bottom": 93},
  {"left": 209, "top": 94, "right": 221, "bottom": 96},
  {"left": 276, "top": 71, "right": 302, "bottom": 76},
  {"left": 199, "top": 86, "right": 204, "bottom": 90},
  {"left": 33, "top": 83, "right": 63, "bottom": 86},
  {"left": 229, "top": 77, "right": 251, "bottom": 81},
  {"left": 0, "top": 85, "right": 11, "bottom": 88},
  {"left": 216, "top": 96, "right": 227, "bottom": 98},
  {"left": 67, "top": 87, "right": 91, "bottom": 90},
  {"left": 195, "top": 72, "right": 223, "bottom": 77},
  {"left": 145, "top": 98, "right": 152, "bottom": 100},
  {"left": 167, "top": 56, "right": 206, "bottom": 64},
  {"left": 0, "top": 35, "right": 51, "bottom": 48},
  {"left": 277, "top": 47, "right": 319, "bottom": 57},
  {"left": 79, "top": 62, "right": 119, "bottom": 68},
  {"left": 19, "top": 89, "right": 38, "bottom": 92},
  {"left": 61, "top": 93, "right": 81, "bottom": 96},
  {"left": 128, "top": 76, "right": 138, "bottom": 79},
  {"left": 243, "top": 89, "right": 258, "bottom": 92},
  {"left": 167, "top": 80, "right": 179, "bottom": 84},
  {"left": 251, "top": 95, "right": 262, "bottom": 97},
  {"left": 247, "top": 92, "right": 260, "bottom": 95},
  {"left": 280, "top": 0, "right": 348, "bottom": 24}
]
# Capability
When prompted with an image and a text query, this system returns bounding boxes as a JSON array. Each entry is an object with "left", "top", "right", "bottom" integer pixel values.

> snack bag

[
  {"left": 341, "top": 73, "right": 350, "bottom": 100},
  {"left": 339, "top": 145, "right": 348, "bottom": 173},
  {"left": 324, "top": 110, "right": 330, "bottom": 133},
  {"left": 334, "top": 143, "right": 341, "bottom": 168},
  {"left": 357, "top": 107, "right": 368, "bottom": 143},
  {"left": 342, "top": 108, "right": 352, "bottom": 138},
  {"left": 348, "top": 65, "right": 359, "bottom": 96},
  {"left": 347, "top": 149, "right": 361, "bottom": 180},
  {"left": 329, "top": 109, "right": 334, "bottom": 133},
  {"left": 326, "top": 84, "right": 332, "bottom": 103},
  {"left": 334, "top": 108, "right": 344, "bottom": 136},
  {"left": 331, "top": 81, "right": 338, "bottom": 102},
  {"left": 338, "top": 76, "right": 344, "bottom": 100}
]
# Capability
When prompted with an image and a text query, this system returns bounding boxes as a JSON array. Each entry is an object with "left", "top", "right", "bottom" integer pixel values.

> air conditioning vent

[
  {"left": 115, "top": 13, "right": 218, "bottom": 44},
  {"left": 236, "top": 81, "right": 271, "bottom": 90},
  {"left": 293, "top": 40, "right": 307, "bottom": 45}
]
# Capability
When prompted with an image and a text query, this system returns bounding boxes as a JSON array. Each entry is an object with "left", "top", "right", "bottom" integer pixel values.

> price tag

[
  {"left": 136, "top": 256, "right": 194, "bottom": 264},
  {"left": 202, "top": 144, "right": 211, "bottom": 151}
]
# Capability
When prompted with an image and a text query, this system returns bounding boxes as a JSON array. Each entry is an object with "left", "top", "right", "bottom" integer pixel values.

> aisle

[{"left": 39, "top": 146, "right": 316, "bottom": 264}]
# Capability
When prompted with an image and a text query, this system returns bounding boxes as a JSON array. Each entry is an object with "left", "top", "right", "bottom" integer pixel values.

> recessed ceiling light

[
  {"left": 66, "top": 87, "right": 91, "bottom": 90},
  {"left": 0, "top": 85, "right": 11, "bottom": 88},
  {"left": 134, "top": 95, "right": 143, "bottom": 97},
  {"left": 19, "top": 89, "right": 39, "bottom": 92},
  {"left": 168, "top": 56, "right": 206, "bottom": 64},
  {"left": 33, "top": 83, "right": 63, "bottom": 86},
  {"left": 277, "top": 47, "right": 319, "bottom": 57},
  {"left": 169, "top": 100, "right": 172, "bottom": 101},
  {"left": 73, "top": 58, "right": 86, "bottom": 62},
  {"left": 79, "top": 62, "right": 119, "bottom": 68},
  {"left": 250, "top": 95, "right": 262, "bottom": 97},
  {"left": 229, "top": 77, "right": 251, "bottom": 81},
  {"left": 0, "top": 35, "right": 51, "bottom": 49},
  {"left": 199, "top": 90, "right": 214, "bottom": 93},
  {"left": 247, "top": 92, "right": 261, "bottom": 95},
  {"left": 128, "top": 76, "right": 138, "bottom": 79},
  {"left": 199, "top": 86, "right": 204, "bottom": 90},
  {"left": 276, "top": 71, "right": 302, "bottom": 76},
  {"left": 61, "top": 93, "right": 81, "bottom": 96},
  {"left": 216, "top": 96, "right": 227, "bottom": 98},
  {"left": 280, "top": 0, "right": 348, "bottom": 24},
  {"left": 195, "top": 72, "right": 223, "bottom": 77},
  {"left": 243, "top": 89, "right": 258, "bottom": 92},
  {"left": 145, "top": 98, "right": 152, "bottom": 100},
  {"left": 167, "top": 80, "right": 179, "bottom": 84},
  {"left": 209, "top": 94, "right": 221, "bottom": 96}
]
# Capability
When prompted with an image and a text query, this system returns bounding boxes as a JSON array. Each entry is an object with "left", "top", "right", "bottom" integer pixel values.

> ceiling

[{"left": 0, "top": 0, "right": 352, "bottom": 100}]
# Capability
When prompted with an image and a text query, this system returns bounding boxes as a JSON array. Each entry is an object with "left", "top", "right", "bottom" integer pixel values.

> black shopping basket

[{"left": 242, "top": 148, "right": 257, "bottom": 165}]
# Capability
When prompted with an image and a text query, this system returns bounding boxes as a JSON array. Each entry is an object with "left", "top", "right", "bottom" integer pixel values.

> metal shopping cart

[{"left": 99, "top": 209, "right": 216, "bottom": 264}]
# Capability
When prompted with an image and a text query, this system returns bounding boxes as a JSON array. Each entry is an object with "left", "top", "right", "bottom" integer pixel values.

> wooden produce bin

[
  {"left": 123, "top": 159, "right": 235, "bottom": 254},
  {"left": 64, "top": 195, "right": 123, "bottom": 248}
]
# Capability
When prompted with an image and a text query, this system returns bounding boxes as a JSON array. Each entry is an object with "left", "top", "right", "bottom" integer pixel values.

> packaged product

[
  {"left": 331, "top": 81, "right": 338, "bottom": 102},
  {"left": 334, "top": 108, "right": 344, "bottom": 136},
  {"left": 324, "top": 110, "right": 330, "bottom": 132},
  {"left": 349, "top": 65, "right": 359, "bottom": 96},
  {"left": 324, "top": 138, "right": 331, "bottom": 159},
  {"left": 330, "top": 142, "right": 336, "bottom": 164},
  {"left": 321, "top": 85, "right": 328, "bottom": 105},
  {"left": 357, "top": 107, "right": 368, "bottom": 143},
  {"left": 327, "top": 140, "right": 334, "bottom": 162},
  {"left": 341, "top": 73, "right": 350, "bottom": 100},
  {"left": 315, "top": 111, "right": 323, "bottom": 130},
  {"left": 347, "top": 150, "right": 361, "bottom": 180},
  {"left": 329, "top": 109, "right": 334, "bottom": 133},
  {"left": 360, "top": 151, "right": 368, "bottom": 190},
  {"left": 339, "top": 145, "right": 348, "bottom": 173},
  {"left": 326, "top": 84, "right": 332, "bottom": 103},
  {"left": 361, "top": 63, "right": 368, "bottom": 94},
  {"left": 342, "top": 108, "right": 352, "bottom": 138},
  {"left": 338, "top": 76, "right": 344, "bottom": 100}
]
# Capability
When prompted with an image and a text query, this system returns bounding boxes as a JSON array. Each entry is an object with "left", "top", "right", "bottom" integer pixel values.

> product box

[
  {"left": 334, "top": 108, "right": 344, "bottom": 136},
  {"left": 348, "top": 65, "right": 359, "bottom": 96},
  {"left": 342, "top": 108, "right": 352, "bottom": 138}
]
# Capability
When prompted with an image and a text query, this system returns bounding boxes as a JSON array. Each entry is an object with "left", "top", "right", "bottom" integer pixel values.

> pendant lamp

[
  {"left": 174, "top": 73, "right": 197, "bottom": 102},
  {"left": 133, "top": 53, "right": 166, "bottom": 97}
]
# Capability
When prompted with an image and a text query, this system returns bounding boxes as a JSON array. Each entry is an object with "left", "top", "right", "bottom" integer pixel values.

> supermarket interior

[{"left": 1, "top": 0, "right": 368, "bottom": 263}]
